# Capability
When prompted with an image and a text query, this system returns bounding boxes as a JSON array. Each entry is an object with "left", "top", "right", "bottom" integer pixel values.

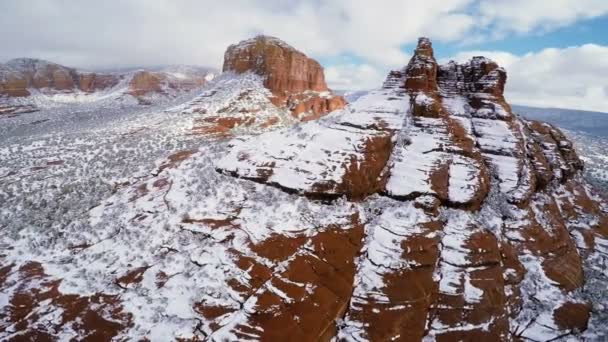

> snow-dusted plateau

[{"left": 1, "top": 36, "right": 607, "bottom": 341}]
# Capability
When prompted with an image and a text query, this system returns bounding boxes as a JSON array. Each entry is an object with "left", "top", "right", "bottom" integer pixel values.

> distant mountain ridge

[
  {"left": 0, "top": 58, "right": 217, "bottom": 111},
  {"left": 513, "top": 104, "right": 608, "bottom": 137}
]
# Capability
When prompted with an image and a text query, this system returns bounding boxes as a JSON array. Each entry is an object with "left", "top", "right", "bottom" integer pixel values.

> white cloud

[
  {"left": 325, "top": 64, "right": 385, "bottom": 90},
  {"left": 477, "top": 0, "right": 608, "bottom": 36},
  {"left": 447, "top": 45, "right": 608, "bottom": 112},
  {"left": 1, "top": 0, "right": 607, "bottom": 71},
  {"left": 0, "top": 0, "right": 477, "bottom": 69}
]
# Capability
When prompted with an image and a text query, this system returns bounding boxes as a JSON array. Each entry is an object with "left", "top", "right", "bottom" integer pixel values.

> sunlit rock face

[
  {"left": 222, "top": 35, "right": 346, "bottom": 121},
  {"left": 173, "top": 35, "right": 348, "bottom": 137}
]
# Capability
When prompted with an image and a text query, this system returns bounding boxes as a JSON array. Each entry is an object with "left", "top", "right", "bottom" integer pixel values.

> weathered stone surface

[
  {"left": 128, "top": 71, "right": 162, "bottom": 97},
  {"left": 553, "top": 302, "right": 591, "bottom": 331},
  {"left": 438, "top": 57, "right": 507, "bottom": 97},
  {"left": 78, "top": 72, "right": 121, "bottom": 92},
  {"left": 223, "top": 35, "right": 328, "bottom": 94},
  {"left": 0, "top": 74, "right": 30, "bottom": 96},
  {"left": 1, "top": 262, "right": 132, "bottom": 339},
  {"left": 217, "top": 87, "right": 408, "bottom": 200},
  {"left": 0, "top": 58, "right": 210, "bottom": 101},
  {"left": 223, "top": 35, "right": 346, "bottom": 119},
  {"left": 288, "top": 93, "right": 347, "bottom": 121},
  {"left": 404, "top": 37, "right": 438, "bottom": 94}
]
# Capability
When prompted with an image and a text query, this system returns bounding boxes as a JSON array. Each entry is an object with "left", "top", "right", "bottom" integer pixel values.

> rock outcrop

[
  {"left": 127, "top": 69, "right": 210, "bottom": 98},
  {"left": 222, "top": 35, "right": 346, "bottom": 121},
  {"left": 0, "top": 58, "right": 119, "bottom": 96},
  {"left": 78, "top": 72, "right": 123, "bottom": 93},
  {"left": 127, "top": 71, "right": 162, "bottom": 97},
  {"left": 176, "top": 36, "right": 346, "bottom": 137}
]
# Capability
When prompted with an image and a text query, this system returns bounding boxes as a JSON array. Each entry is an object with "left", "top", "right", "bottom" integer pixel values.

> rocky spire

[
  {"left": 438, "top": 56, "right": 507, "bottom": 97},
  {"left": 404, "top": 37, "right": 439, "bottom": 93}
]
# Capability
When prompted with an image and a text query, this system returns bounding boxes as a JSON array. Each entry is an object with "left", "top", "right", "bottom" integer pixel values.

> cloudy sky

[{"left": 1, "top": 0, "right": 607, "bottom": 112}]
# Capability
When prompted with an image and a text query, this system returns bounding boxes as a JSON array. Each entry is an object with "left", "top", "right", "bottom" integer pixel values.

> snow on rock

[
  {"left": 448, "top": 155, "right": 485, "bottom": 204},
  {"left": 384, "top": 117, "right": 449, "bottom": 199},
  {"left": 472, "top": 118, "right": 520, "bottom": 155},
  {"left": 0, "top": 57, "right": 216, "bottom": 108},
  {"left": 384, "top": 114, "right": 488, "bottom": 209},
  {"left": 1, "top": 36, "right": 608, "bottom": 341},
  {"left": 216, "top": 86, "right": 408, "bottom": 199},
  {"left": 170, "top": 72, "right": 296, "bottom": 136},
  {"left": 428, "top": 209, "right": 508, "bottom": 341},
  {"left": 223, "top": 35, "right": 346, "bottom": 121},
  {"left": 338, "top": 199, "right": 442, "bottom": 341}
]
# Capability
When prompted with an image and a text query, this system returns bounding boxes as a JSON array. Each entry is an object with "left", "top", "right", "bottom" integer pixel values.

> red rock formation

[
  {"left": 78, "top": 73, "right": 121, "bottom": 92},
  {"left": 1, "top": 59, "right": 81, "bottom": 94},
  {"left": 404, "top": 37, "right": 439, "bottom": 94},
  {"left": 222, "top": 35, "right": 346, "bottom": 120},
  {"left": 0, "top": 58, "right": 211, "bottom": 100},
  {"left": 128, "top": 71, "right": 162, "bottom": 97},
  {"left": 0, "top": 74, "right": 30, "bottom": 97},
  {"left": 223, "top": 35, "right": 327, "bottom": 94},
  {"left": 217, "top": 37, "right": 608, "bottom": 340}
]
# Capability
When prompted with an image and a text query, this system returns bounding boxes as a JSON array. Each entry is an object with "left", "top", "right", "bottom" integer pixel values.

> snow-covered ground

[{"left": 566, "top": 130, "right": 608, "bottom": 197}]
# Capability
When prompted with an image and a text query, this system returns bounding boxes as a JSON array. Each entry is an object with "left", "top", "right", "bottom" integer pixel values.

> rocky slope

[{"left": 0, "top": 37, "right": 607, "bottom": 341}]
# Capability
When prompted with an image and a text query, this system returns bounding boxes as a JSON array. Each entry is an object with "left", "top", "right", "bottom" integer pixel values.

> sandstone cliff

[
  {"left": 0, "top": 58, "right": 120, "bottom": 97},
  {"left": 176, "top": 36, "right": 346, "bottom": 137},
  {"left": 222, "top": 35, "right": 346, "bottom": 121}
]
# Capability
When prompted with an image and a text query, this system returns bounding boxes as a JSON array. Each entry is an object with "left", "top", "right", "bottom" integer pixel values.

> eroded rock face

[
  {"left": 0, "top": 74, "right": 30, "bottom": 97},
  {"left": 216, "top": 37, "right": 608, "bottom": 340},
  {"left": 223, "top": 35, "right": 346, "bottom": 120},
  {"left": 128, "top": 71, "right": 162, "bottom": 97},
  {"left": 223, "top": 35, "right": 327, "bottom": 94},
  {"left": 128, "top": 69, "right": 210, "bottom": 98},
  {"left": 78, "top": 72, "right": 121, "bottom": 93},
  {"left": 0, "top": 58, "right": 104, "bottom": 96}
]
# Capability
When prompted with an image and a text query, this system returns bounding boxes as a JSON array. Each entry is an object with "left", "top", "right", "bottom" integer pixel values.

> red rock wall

[
  {"left": 223, "top": 36, "right": 328, "bottom": 95},
  {"left": 128, "top": 71, "right": 162, "bottom": 97},
  {"left": 222, "top": 36, "right": 345, "bottom": 119}
]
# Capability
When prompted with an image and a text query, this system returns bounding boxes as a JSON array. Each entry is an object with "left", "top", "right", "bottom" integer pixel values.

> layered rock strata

[
  {"left": 0, "top": 58, "right": 212, "bottom": 101},
  {"left": 216, "top": 37, "right": 608, "bottom": 340},
  {"left": 222, "top": 35, "right": 346, "bottom": 121}
]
